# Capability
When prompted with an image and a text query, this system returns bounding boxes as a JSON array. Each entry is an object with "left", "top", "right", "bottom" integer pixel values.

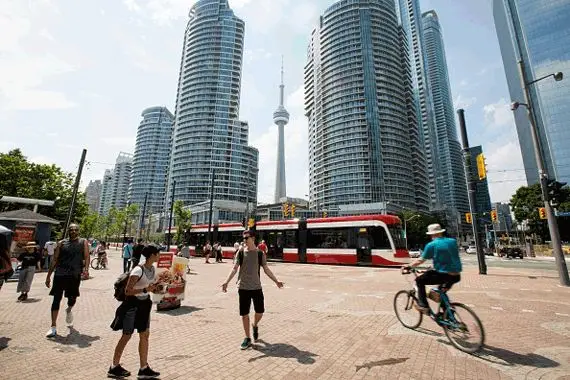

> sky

[{"left": 0, "top": 0, "right": 527, "bottom": 205}]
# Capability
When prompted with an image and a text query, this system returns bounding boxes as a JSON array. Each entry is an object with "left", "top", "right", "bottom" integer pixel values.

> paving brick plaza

[{"left": 1, "top": 250, "right": 570, "bottom": 379}]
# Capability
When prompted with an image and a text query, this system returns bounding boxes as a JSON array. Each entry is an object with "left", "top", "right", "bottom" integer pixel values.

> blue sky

[{"left": 0, "top": 0, "right": 525, "bottom": 204}]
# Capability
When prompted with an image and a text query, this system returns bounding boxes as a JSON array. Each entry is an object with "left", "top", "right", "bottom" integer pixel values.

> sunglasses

[{"left": 243, "top": 236, "right": 252, "bottom": 240}]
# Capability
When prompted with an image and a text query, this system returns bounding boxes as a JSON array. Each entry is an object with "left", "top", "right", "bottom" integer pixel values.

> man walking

[
  {"left": 44, "top": 240, "right": 56, "bottom": 271},
  {"left": 222, "top": 230, "right": 284, "bottom": 350},
  {"left": 123, "top": 240, "right": 133, "bottom": 273},
  {"left": 45, "top": 224, "right": 89, "bottom": 338}
]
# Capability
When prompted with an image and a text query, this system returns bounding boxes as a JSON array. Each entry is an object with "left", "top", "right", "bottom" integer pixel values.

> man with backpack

[{"left": 221, "top": 230, "right": 284, "bottom": 350}]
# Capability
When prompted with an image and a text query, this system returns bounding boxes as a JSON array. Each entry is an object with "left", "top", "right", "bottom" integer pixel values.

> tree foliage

[
  {"left": 0, "top": 149, "right": 89, "bottom": 237},
  {"left": 173, "top": 200, "right": 192, "bottom": 245},
  {"left": 398, "top": 210, "right": 445, "bottom": 250}
]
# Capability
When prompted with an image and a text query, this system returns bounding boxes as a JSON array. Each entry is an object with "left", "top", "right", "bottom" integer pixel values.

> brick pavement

[{"left": 1, "top": 249, "right": 570, "bottom": 379}]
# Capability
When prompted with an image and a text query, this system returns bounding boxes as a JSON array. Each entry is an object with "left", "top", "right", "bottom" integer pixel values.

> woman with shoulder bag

[{"left": 108, "top": 245, "right": 161, "bottom": 379}]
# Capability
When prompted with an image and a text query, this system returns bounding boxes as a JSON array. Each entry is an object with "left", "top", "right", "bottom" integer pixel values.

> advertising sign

[{"left": 152, "top": 253, "right": 188, "bottom": 311}]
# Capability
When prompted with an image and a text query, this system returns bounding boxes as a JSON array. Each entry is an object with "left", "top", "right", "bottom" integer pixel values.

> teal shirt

[
  {"left": 421, "top": 237, "right": 462, "bottom": 273},
  {"left": 123, "top": 244, "right": 133, "bottom": 259}
]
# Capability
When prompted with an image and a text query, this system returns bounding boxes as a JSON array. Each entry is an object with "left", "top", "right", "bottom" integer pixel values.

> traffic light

[
  {"left": 290, "top": 203, "right": 296, "bottom": 217},
  {"left": 547, "top": 179, "right": 566, "bottom": 206},
  {"left": 465, "top": 212, "right": 472, "bottom": 224},
  {"left": 322, "top": 211, "right": 327, "bottom": 218},
  {"left": 248, "top": 218, "right": 255, "bottom": 228},
  {"left": 538, "top": 207, "right": 547, "bottom": 220},
  {"left": 490, "top": 210, "right": 498, "bottom": 222},
  {"left": 476, "top": 153, "right": 487, "bottom": 180},
  {"left": 282, "top": 203, "right": 289, "bottom": 218}
]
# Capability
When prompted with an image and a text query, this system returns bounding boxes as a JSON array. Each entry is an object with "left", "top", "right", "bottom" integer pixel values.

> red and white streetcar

[{"left": 186, "top": 214, "right": 410, "bottom": 266}]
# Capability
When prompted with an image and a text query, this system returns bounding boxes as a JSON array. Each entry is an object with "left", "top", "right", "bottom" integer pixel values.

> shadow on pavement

[
  {"left": 416, "top": 327, "right": 443, "bottom": 337},
  {"left": 355, "top": 357, "right": 409, "bottom": 372},
  {"left": 53, "top": 327, "right": 100, "bottom": 348},
  {"left": 0, "top": 337, "right": 11, "bottom": 351},
  {"left": 249, "top": 339, "right": 318, "bottom": 364},
  {"left": 437, "top": 340, "right": 559, "bottom": 368},
  {"left": 20, "top": 298, "right": 41, "bottom": 303},
  {"left": 474, "top": 344, "right": 559, "bottom": 368},
  {"left": 486, "top": 273, "right": 557, "bottom": 280},
  {"left": 159, "top": 305, "right": 204, "bottom": 316}
]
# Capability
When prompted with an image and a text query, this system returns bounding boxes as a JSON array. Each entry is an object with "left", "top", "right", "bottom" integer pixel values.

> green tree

[
  {"left": 0, "top": 149, "right": 89, "bottom": 237},
  {"left": 80, "top": 212, "right": 99, "bottom": 239},
  {"left": 398, "top": 210, "right": 445, "bottom": 250},
  {"left": 173, "top": 200, "right": 192, "bottom": 245}
]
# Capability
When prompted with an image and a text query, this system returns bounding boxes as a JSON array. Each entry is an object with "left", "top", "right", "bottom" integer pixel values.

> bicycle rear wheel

[
  {"left": 90, "top": 257, "right": 100, "bottom": 270},
  {"left": 443, "top": 302, "right": 485, "bottom": 353},
  {"left": 393, "top": 290, "right": 423, "bottom": 329}
]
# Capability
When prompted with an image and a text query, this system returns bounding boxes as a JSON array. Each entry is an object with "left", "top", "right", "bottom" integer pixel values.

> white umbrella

[{"left": 0, "top": 225, "right": 12, "bottom": 235}]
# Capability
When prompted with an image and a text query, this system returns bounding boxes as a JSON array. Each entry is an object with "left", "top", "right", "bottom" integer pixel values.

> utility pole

[
  {"left": 207, "top": 169, "right": 215, "bottom": 244},
  {"left": 516, "top": 60, "right": 569, "bottom": 286},
  {"left": 138, "top": 192, "right": 148, "bottom": 240},
  {"left": 63, "top": 149, "right": 87, "bottom": 238},
  {"left": 167, "top": 180, "right": 176, "bottom": 250},
  {"left": 457, "top": 109, "right": 487, "bottom": 275}
]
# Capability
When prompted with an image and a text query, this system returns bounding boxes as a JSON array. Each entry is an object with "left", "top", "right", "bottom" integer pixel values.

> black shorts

[
  {"left": 111, "top": 297, "right": 153, "bottom": 335},
  {"left": 238, "top": 289, "right": 264, "bottom": 316},
  {"left": 50, "top": 275, "right": 81, "bottom": 298}
]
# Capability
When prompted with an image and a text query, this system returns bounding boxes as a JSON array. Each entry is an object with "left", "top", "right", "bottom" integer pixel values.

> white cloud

[
  {"left": 454, "top": 94, "right": 477, "bottom": 109},
  {"left": 483, "top": 98, "right": 515, "bottom": 129},
  {"left": 0, "top": 1, "right": 77, "bottom": 111},
  {"left": 287, "top": 84, "right": 304, "bottom": 108}
]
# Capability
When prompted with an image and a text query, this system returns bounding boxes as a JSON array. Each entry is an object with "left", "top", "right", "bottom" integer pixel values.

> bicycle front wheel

[
  {"left": 443, "top": 302, "right": 485, "bottom": 353},
  {"left": 90, "top": 257, "right": 100, "bottom": 270},
  {"left": 393, "top": 290, "right": 423, "bottom": 329}
]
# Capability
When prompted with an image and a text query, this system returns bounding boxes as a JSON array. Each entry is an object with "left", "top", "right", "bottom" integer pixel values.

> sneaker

[
  {"left": 414, "top": 303, "right": 430, "bottom": 314},
  {"left": 240, "top": 337, "right": 252, "bottom": 350},
  {"left": 107, "top": 364, "right": 131, "bottom": 378},
  {"left": 17, "top": 294, "right": 24, "bottom": 301},
  {"left": 46, "top": 327, "right": 57, "bottom": 338},
  {"left": 137, "top": 365, "right": 160, "bottom": 379},
  {"left": 66, "top": 308, "right": 74, "bottom": 326},
  {"left": 22, "top": 293, "right": 28, "bottom": 301},
  {"left": 252, "top": 325, "right": 259, "bottom": 342}
]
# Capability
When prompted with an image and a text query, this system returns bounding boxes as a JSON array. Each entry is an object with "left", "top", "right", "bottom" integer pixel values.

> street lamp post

[
  {"left": 404, "top": 214, "right": 420, "bottom": 251},
  {"left": 512, "top": 60, "right": 569, "bottom": 286}
]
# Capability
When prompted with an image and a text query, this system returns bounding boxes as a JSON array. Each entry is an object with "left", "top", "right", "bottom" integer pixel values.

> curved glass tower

[
  {"left": 494, "top": 0, "right": 570, "bottom": 184},
  {"left": 129, "top": 107, "right": 174, "bottom": 214},
  {"left": 167, "top": 0, "right": 258, "bottom": 207},
  {"left": 305, "top": 0, "right": 429, "bottom": 213},
  {"left": 422, "top": 10, "right": 469, "bottom": 232}
]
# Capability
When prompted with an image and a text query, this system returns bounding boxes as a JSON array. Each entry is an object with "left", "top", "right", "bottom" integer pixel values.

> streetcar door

[
  {"left": 267, "top": 231, "right": 284, "bottom": 260},
  {"left": 356, "top": 228, "right": 372, "bottom": 263}
]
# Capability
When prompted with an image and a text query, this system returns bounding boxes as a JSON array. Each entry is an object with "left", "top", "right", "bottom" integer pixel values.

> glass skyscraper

[
  {"left": 128, "top": 107, "right": 174, "bottom": 214},
  {"left": 305, "top": 0, "right": 430, "bottom": 214},
  {"left": 422, "top": 10, "right": 469, "bottom": 234},
  {"left": 167, "top": 0, "right": 258, "bottom": 208},
  {"left": 396, "top": 0, "right": 443, "bottom": 211},
  {"left": 494, "top": 0, "right": 570, "bottom": 184}
]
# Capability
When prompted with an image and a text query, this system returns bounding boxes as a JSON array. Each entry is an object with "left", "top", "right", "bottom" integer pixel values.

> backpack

[
  {"left": 113, "top": 265, "right": 143, "bottom": 301},
  {"left": 237, "top": 249, "right": 263, "bottom": 277}
]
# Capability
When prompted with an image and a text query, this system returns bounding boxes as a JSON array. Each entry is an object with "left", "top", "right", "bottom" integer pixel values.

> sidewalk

[{"left": 1, "top": 251, "right": 570, "bottom": 379}]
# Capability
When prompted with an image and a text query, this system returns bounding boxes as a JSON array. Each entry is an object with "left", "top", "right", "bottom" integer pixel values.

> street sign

[{"left": 556, "top": 211, "right": 570, "bottom": 217}]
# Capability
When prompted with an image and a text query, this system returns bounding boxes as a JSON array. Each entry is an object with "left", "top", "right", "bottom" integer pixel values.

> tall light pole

[
  {"left": 512, "top": 61, "right": 569, "bottom": 286},
  {"left": 404, "top": 214, "right": 420, "bottom": 251}
]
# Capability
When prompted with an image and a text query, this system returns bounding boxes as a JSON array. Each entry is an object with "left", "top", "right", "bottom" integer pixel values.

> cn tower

[{"left": 273, "top": 57, "right": 289, "bottom": 203}]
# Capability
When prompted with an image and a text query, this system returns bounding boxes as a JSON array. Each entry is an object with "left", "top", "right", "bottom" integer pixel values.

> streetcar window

[
  {"left": 388, "top": 225, "right": 406, "bottom": 249},
  {"left": 307, "top": 228, "right": 357, "bottom": 249},
  {"left": 284, "top": 230, "right": 298, "bottom": 248},
  {"left": 368, "top": 227, "right": 392, "bottom": 250}
]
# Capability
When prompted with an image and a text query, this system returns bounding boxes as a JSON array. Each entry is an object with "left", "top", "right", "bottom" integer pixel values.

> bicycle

[
  {"left": 90, "top": 254, "right": 108, "bottom": 270},
  {"left": 393, "top": 267, "right": 485, "bottom": 353}
]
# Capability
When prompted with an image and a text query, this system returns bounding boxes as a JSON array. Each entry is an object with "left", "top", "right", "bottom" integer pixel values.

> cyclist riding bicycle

[
  {"left": 403, "top": 223, "right": 462, "bottom": 314},
  {"left": 95, "top": 241, "right": 108, "bottom": 266}
]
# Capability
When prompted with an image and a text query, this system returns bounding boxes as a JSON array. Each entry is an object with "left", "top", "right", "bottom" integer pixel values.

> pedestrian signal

[
  {"left": 476, "top": 153, "right": 487, "bottom": 180},
  {"left": 290, "top": 203, "right": 296, "bottom": 217},
  {"left": 465, "top": 213, "right": 472, "bottom": 224},
  {"left": 490, "top": 210, "right": 498, "bottom": 222},
  {"left": 538, "top": 207, "right": 547, "bottom": 220}
]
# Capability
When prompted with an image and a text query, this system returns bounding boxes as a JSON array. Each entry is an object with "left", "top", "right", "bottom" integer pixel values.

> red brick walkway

[{"left": 1, "top": 251, "right": 569, "bottom": 379}]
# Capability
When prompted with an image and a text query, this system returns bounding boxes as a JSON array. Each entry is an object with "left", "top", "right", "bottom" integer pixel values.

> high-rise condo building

[
  {"left": 396, "top": 0, "right": 443, "bottom": 210},
  {"left": 493, "top": 0, "right": 570, "bottom": 184},
  {"left": 98, "top": 170, "right": 114, "bottom": 216},
  {"left": 128, "top": 106, "right": 174, "bottom": 214},
  {"left": 167, "top": 0, "right": 258, "bottom": 211},
  {"left": 422, "top": 10, "right": 469, "bottom": 234},
  {"left": 98, "top": 153, "right": 133, "bottom": 215},
  {"left": 305, "top": 0, "right": 430, "bottom": 214},
  {"left": 85, "top": 180, "right": 102, "bottom": 213}
]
